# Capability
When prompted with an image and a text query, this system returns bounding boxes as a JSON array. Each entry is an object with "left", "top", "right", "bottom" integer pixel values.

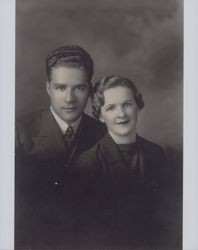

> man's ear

[{"left": 46, "top": 81, "right": 50, "bottom": 96}]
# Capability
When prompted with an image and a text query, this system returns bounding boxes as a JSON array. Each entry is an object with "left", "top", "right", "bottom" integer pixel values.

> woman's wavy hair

[{"left": 92, "top": 76, "right": 144, "bottom": 119}]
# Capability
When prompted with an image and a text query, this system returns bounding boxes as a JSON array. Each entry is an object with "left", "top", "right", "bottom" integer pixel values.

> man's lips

[{"left": 61, "top": 107, "right": 77, "bottom": 111}]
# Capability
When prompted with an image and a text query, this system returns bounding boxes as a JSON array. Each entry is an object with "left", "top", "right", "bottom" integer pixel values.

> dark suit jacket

[
  {"left": 15, "top": 109, "right": 106, "bottom": 249},
  {"left": 72, "top": 133, "right": 173, "bottom": 249},
  {"left": 16, "top": 109, "right": 106, "bottom": 165}
]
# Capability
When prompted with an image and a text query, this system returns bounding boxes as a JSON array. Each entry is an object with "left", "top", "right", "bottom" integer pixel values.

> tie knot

[{"left": 64, "top": 126, "right": 74, "bottom": 139}]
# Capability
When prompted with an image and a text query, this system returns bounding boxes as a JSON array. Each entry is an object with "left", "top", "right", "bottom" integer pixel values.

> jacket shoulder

[
  {"left": 137, "top": 136, "right": 167, "bottom": 182},
  {"left": 79, "top": 113, "right": 107, "bottom": 145},
  {"left": 82, "top": 113, "right": 106, "bottom": 130},
  {"left": 137, "top": 135, "right": 167, "bottom": 174},
  {"left": 16, "top": 110, "right": 43, "bottom": 127},
  {"left": 16, "top": 110, "right": 45, "bottom": 146}
]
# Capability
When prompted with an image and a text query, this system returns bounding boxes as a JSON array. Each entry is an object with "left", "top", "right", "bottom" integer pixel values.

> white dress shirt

[{"left": 50, "top": 107, "right": 81, "bottom": 135}]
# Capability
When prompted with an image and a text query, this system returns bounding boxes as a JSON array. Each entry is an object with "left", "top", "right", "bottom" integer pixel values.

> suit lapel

[
  {"left": 74, "top": 115, "right": 89, "bottom": 150},
  {"left": 99, "top": 133, "right": 127, "bottom": 178},
  {"left": 65, "top": 114, "right": 90, "bottom": 166},
  {"left": 31, "top": 110, "right": 66, "bottom": 161},
  {"left": 99, "top": 133, "right": 149, "bottom": 182},
  {"left": 72, "top": 114, "right": 96, "bottom": 156},
  {"left": 136, "top": 135, "right": 159, "bottom": 183}
]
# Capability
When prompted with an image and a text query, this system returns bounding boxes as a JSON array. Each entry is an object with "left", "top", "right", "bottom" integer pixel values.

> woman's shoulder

[
  {"left": 137, "top": 135, "right": 165, "bottom": 154},
  {"left": 137, "top": 135, "right": 167, "bottom": 172}
]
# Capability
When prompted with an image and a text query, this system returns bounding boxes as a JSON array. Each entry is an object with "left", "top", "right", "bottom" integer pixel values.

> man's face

[
  {"left": 46, "top": 66, "right": 90, "bottom": 124},
  {"left": 100, "top": 86, "right": 139, "bottom": 140}
]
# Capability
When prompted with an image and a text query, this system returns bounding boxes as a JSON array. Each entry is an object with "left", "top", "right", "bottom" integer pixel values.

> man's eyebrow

[
  {"left": 73, "top": 83, "right": 88, "bottom": 87},
  {"left": 53, "top": 83, "right": 67, "bottom": 86},
  {"left": 52, "top": 83, "right": 88, "bottom": 87}
]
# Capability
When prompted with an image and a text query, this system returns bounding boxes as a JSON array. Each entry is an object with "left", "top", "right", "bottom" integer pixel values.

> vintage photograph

[{"left": 15, "top": 0, "right": 183, "bottom": 249}]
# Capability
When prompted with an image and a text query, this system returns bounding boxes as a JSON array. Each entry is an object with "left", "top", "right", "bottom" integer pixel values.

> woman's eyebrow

[
  {"left": 124, "top": 99, "right": 134, "bottom": 102},
  {"left": 103, "top": 104, "right": 114, "bottom": 108},
  {"left": 103, "top": 99, "right": 134, "bottom": 107}
]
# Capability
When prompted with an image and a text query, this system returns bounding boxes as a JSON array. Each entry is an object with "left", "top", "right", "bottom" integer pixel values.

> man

[
  {"left": 15, "top": 45, "right": 106, "bottom": 248},
  {"left": 16, "top": 45, "right": 106, "bottom": 168}
]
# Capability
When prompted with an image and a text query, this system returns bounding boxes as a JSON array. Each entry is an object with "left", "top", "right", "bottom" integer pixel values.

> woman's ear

[{"left": 99, "top": 115, "right": 105, "bottom": 123}]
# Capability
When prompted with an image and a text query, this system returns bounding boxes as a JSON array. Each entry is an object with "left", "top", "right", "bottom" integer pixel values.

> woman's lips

[{"left": 116, "top": 120, "right": 129, "bottom": 125}]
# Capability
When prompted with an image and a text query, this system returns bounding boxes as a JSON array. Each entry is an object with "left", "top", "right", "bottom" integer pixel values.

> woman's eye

[{"left": 106, "top": 106, "right": 115, "bottom": 111}]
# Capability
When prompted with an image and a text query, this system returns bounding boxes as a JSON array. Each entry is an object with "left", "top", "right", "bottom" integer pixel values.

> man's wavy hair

[
  {"left": 46, "top": 45, "right": 94, "bottom": 89},
  {"left": 92, "top": 76, "right": 144, "bottom": 119}
]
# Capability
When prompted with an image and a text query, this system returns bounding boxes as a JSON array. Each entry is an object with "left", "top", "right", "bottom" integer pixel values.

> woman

[
  {"left": 74, "top": 76, "right": 166, "bottom": 182},
  {"left": 72, "top": 76, "right": 169, "bottom": 248}
]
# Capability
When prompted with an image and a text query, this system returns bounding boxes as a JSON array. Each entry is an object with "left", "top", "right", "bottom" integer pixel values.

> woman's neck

[{"left": 108, "top": 130, "right": 136, "bottom": 144}]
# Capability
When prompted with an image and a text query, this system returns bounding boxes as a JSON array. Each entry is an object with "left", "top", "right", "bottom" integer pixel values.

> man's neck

[{"left": 50, "top": 107, "right": 81, "bottom": 134}]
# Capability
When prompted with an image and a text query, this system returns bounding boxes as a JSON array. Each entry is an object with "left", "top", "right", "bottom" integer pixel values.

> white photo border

[
  {"left": 0, "top": 0, "right": 198, "bottom": 249},
  {"left": 0, "top": 0, "right": 15, "bottom": 249}
]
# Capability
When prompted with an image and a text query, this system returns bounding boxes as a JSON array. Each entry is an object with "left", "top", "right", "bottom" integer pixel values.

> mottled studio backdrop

[{"left": 16, "top": 0, "right": 183, "bottom": 148}]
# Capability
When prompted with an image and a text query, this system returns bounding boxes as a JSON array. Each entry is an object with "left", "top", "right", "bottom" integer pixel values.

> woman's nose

[{"left": 117, "top": 106, "right": 126, "bottom": 117}]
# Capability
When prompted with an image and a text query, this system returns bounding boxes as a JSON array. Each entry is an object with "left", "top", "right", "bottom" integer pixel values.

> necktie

[{"left": 64, "top": 126, "right": 75, "bottom": 150}]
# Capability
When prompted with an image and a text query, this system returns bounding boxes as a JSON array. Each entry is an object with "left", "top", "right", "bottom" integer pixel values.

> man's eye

[
  {"left": 124, "top": 102, "right": 133, "bottom": 107},
  {"left": 55, "top": 86, "right": 66, "bottom": 91},
  {"left": 74, "top": 86, "right": 85, "bottom": 91}
]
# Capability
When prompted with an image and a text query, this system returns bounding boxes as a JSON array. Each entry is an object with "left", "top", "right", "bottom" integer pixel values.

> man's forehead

[
  {"left": 50, "top": 66, "right": 88, "bottom": 82},
  {"left": 51, "top": 65, "right": 86, "bottom": 74},
  {"left": 51, "top": 82, "right": 88, "bottom": 86}
]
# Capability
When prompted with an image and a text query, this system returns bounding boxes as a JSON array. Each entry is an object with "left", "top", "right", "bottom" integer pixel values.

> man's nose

[{"left": 64, "top": 89, "right": 75, "bottom": 103}]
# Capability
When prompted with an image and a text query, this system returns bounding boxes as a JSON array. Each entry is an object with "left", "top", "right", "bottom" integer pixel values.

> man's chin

[{"left": 61, "top": 113, "right": 82, "bottom": 124}]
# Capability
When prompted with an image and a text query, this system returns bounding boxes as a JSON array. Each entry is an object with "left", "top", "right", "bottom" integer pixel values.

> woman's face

[{"left": 100, "top": 86, "right": 139, "bottom": 141}]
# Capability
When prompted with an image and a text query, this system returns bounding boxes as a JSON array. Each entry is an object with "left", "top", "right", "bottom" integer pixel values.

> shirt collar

[{"left": 50, "top": 106, "right": 81, "bottom": 135}]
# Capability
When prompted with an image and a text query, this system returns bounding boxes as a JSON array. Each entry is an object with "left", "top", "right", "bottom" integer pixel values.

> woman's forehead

[{"left": 103, "top": 86, "right": 134, "bottom": 104}]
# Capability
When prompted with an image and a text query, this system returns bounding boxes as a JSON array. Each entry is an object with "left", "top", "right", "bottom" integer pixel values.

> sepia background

[{"left": 16, "top": 0, "right": 183, "bottom": 148}]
